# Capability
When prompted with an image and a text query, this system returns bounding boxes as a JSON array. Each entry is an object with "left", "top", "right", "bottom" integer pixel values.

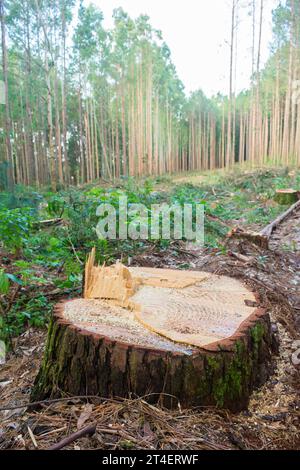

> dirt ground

[{"left": 0, "top": 204, "right": 299, "bottom": 450}]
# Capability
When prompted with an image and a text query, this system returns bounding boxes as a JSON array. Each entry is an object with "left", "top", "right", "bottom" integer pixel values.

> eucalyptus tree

[
  {"left": 0, "top": 0, "right": 13, "bottom": 189},
  {"left": 72, "top": 2, "right": 108, "bottom": 181}
]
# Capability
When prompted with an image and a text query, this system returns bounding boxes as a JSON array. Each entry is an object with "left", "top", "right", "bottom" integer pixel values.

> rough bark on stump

[{"left": 31, "top": 298, "right": 276, "bottom": 412}]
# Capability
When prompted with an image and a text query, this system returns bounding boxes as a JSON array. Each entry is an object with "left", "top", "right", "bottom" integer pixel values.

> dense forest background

[{"left": 0, "top": 0, "right": 299, "bottom": 190}]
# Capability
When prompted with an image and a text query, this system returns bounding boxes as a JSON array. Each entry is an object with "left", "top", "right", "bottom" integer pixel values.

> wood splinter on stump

[{"left": 31, "top": 249, "right": 276, "bottom": 411}]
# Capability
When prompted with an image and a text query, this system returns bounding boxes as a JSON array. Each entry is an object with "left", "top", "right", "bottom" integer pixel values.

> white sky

[{"left": 86, "top": 0, "right": 280, "bottom": 97}]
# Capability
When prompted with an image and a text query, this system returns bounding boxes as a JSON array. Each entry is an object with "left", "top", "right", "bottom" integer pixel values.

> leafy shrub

[
  {"left": 5, "top": 294, "right": 53, "bottom": 337},
  {"left": 0, "top": 185, "right": 42, "bottom": 211},
  {"left": 0, "top": 208, "right": 33, "bottom": 253},
  {"left": 84, "top": 187, "right": 105, "bottom": 197},
  {"left": 46, "top": 195, "right": 65, "bottom": 217}
]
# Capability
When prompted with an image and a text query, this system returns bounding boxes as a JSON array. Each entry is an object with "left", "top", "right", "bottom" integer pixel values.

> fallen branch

[
  {"left": 33, "top": 218, "right": 64, "bottom": 228},
  {"left": 27, "top": 425, "right": 39, "bottom": 449},
  {"left": 228, "top": 199, "right": 300, "bottom": 249},
  {"left": 260, "top": 198, "right": 300, "bottom": 238},
  {"left": 67, "top": 229, "right": 83, "bottom": 265},
  {"left": 228, "top": 251, "right": 253, "bottom": 263},
  {"left": 170, "top": 246, "right": 200, "bottom": 258},
  {"left": 48, "top": 423, "right": 96, "bottom": 450}
]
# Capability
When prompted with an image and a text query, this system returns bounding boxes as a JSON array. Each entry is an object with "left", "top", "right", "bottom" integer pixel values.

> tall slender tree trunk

[
  {"left": 46, "top": 56, "right": 56, "bottom": 191},
  {"left": 226, "top": 0, "right": 236, "bottom": 168},
  {"left": 0, "top": 0, "right": 14, "bottom": 190},
  {"left": 121, "top": 81, "right": 127, "bottom": 176},
  {"left": 255, "top": 0, "right": 263, "bottom": 165},
  {"left": 61, "top": 2, "right": 69, "bottom": 183}
]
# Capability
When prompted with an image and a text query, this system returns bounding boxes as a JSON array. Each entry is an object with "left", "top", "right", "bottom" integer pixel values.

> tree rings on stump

[{"left": 32, "top": 265, "right": 276, "bottom": 411}]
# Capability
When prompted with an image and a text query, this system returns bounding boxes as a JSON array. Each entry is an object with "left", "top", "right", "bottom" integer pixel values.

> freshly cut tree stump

[
  {"left": 32, "top": 256, "right": 276, "bottom": 411},
  {"left": 274, "top": 189, "right": 299, "bottom": 205}
]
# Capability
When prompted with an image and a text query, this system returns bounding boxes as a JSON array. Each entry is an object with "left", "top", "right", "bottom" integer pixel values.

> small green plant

[
  {"left": 54, "top": 273, "right": 82, "bottom": 289},
  {"left": 257, "top": 255, "right": 269, "bottom": 267},
  {"left": 47, "top": 195, "right": 65, "bottom": 218},
  {"left": 0, "top": 269, "right": 23, "bottom": 344},
  {"left": 0, "top": 269, "right": 10, "bottom": 296}
]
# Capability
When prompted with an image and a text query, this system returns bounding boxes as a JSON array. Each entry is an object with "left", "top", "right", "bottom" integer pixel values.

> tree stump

[
  {"left": 274, "top": 189, "right": 299, "bottom": 205},
  {"left": 32, "top": 258, "right": 276, "bottom": 411}
]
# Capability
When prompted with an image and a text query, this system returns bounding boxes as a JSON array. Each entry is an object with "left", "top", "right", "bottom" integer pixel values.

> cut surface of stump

[
  {"left": 32, "top": 255, "right": 276, "bottom": 411},
  {"left": 65, "top": 271, "right": 257, "bottom": 350}
]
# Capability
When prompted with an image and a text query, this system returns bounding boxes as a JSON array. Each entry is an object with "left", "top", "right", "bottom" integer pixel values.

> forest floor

[{"left": 0, "top": 166, "right": 299, "bottom": 450}]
